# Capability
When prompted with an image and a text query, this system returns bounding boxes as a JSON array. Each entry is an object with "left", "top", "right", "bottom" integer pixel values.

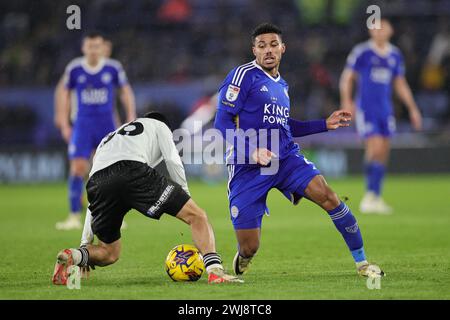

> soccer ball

[{"left": 165, "top": 244, "right": 205, "bottom": 281}]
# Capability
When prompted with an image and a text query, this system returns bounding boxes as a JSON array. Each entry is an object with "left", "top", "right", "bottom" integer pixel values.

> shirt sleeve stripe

[
  {"left": 236, "top": 66, "right": 256, "bottom": 86},
  {"left": 231, "top": 62, "right": 254, "bottom": 85}
]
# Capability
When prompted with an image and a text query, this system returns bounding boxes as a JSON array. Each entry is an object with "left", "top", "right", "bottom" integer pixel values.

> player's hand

[
  {"left": 409, "top": 108, "right": 423, "bottom": 131},
  {"left": 252, "top": 148, "right": 277, "bottom": 166},
  {"left": 326, "top": 110, "right": 352, "bottom": 130},
  {"left": 61, "top": 125, "right": 72, "bottom": 143}
]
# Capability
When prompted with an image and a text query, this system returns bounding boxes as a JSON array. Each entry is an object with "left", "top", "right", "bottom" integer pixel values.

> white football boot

[
  {"left": 360, "top": 192, "right": 393, "bottom": 215},
  {"left": 374, "top": 197, "right": 393, "bottom": 215},
  {"left": 359, "top": 192, "right": 378, "bottom": 214},
  {"left": 56, "top": 214, "right": 82, "bottom": 230},
  {"left": 357, "top": 261, "right": 385, "bottom": 277},
  {"left": 233, "top": 251, "right": 253, "bottom": 275}
]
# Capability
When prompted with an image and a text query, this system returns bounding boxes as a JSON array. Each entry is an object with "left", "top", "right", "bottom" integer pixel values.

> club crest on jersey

[
  {"left": 77, "top": 75, "right": 86, "bottom": 84},
  {"left": 226, "top": 84, "right": 240, "bottom": 102},
  {"left": 284, "top": 88, "right": 289, "bottom": 98},
  {"left": 101, "top": 72, "right": 112, "bottom": 84}
]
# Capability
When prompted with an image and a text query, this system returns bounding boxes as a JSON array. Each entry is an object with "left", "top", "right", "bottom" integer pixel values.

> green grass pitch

[{"left": 0, "top": 175, "right": 449, "bottom": 299}]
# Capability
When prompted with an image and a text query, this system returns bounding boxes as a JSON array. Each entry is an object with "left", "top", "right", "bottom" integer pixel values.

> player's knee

[
  {"left": 316, "top": 188, "right": 340, "bottom": 208},
  {"left": 324, "top": 188, "right": 340, "bottom": 207},
  {"left": 70, "top": 161, "right": 88, "bottom": 177}
]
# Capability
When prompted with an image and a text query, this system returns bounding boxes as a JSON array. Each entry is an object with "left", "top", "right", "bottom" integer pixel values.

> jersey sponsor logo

[
  {"left": 262, "top": 103, "right": 289, "bottom": 126},
  {"left": 260, "top": 85, "right": 268, "bottom": 92},
  {"left": 101, "top": 72, "right": 112, "bottom": 84},
  {"left": 81, "top": 88, "right": 108, "bottom": 104},
  {"left": 370, "top": 67, "right": 392, "bottom": 84},
  {"left": 226, "top": 84, "right": 240, "bottom": 102},
  {"left": 231, "top": 205, "right": 239, "bottom": 218}
]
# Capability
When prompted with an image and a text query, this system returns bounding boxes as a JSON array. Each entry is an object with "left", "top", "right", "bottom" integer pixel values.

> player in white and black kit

[{"left": 52, "top": 112, "right": 242, "bottom": 284}]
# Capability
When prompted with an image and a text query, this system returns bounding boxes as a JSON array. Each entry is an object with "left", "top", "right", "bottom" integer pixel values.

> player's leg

[
  {"left": 361, "top": 135, "right": 392, "bottom": 213},
  {"left": 56, "top": 157, "right": 90, "bottom": 230},
  {"left": 56, "top": 125, "right": 92, "bottom": 230},
  {"left": 52, "top": 239, "right": 121, "bottom": 285},
  {"left": 125, "top": 162, "right": 242, "bottom": 283},
  {"left": 84, "top": 239, "right": 121, "bottom": 266},
  {"left": 176, "top": 199, "right": 216, "bottom": 256},
  {"left": 174, "top": 199, "right": 243, "bottom": 283},
  {"left": 233, "top": 227, "right": 261, "bottom": 275},
  {"left": 226, "top": 165, "right": 271, "bottom": 275},
  {"left": 359, "top": 112, "right": 395, "bottom": 214},
  {"left": 304, "top": 175, "right": 384, "bottom": 276}
]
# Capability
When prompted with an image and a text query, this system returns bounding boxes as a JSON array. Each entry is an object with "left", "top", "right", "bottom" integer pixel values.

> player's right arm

[
  {"left": 57, "top": 61, "right": 77, "bottom": 143},
  {"left": 339, "top": 45, "right": 364, "bottom": 114},
  {"left": 214, "top": 67, "right": 274, "bottom": 165},
  {"left": 53, "top": 77, "right": 65, "bottom": 128}
]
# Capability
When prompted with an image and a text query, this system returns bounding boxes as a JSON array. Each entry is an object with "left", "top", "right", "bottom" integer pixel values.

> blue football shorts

[
  {"left": 68, "top": 117, "right": 116, "bottom": 160},
  {"left": 355, "top": 110, "right": 396, "bottom": 139},
  {"left": 227, "top": 152, "right": 321, "bottom": 230}
]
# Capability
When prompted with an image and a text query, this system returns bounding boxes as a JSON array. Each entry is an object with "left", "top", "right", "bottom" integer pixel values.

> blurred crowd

[{"left": 1, "top": 0, "right": 450, "bottom": 131}]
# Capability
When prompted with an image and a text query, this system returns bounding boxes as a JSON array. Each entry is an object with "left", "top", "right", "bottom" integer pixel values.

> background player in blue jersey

[
  {"left": 55, "top": 32, "right": 136, "bottom": 230},
  {"left": 214, "top": 23, "right": 384, "bottom": 278},
  {"left": 340, "top": 19, "right": 423, "bottom": 214}
]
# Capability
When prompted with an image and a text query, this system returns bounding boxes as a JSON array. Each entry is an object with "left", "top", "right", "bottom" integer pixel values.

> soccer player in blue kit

[
  {"left": 340, "top": 19, "right": 422, "bottom": 214},
  {"left": 55, "top": 32, "right": 136, "bottom": 230},
  {"left": 214, "top": 23, "right": 384, "bottom": 277}
]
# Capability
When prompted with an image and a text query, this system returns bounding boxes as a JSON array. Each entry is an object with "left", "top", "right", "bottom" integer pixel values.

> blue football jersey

[
  {"left": 63, "top": 57, "right": 128, "bottom": 121},
  {"left": 346, "top": 41, "right": 405, "bottom": 117},
  {"left": 217, "top": 60, "right": 299, "bottom": 165}
]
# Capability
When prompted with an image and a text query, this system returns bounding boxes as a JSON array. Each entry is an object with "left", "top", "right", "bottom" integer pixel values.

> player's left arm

[
  {"left": 393, "top": 76, "right": 423, "bottom": 131},
  {"left": 118, "top": 84, "right": 137, "bottom": 123},
  {"left": 289, "top": 110, "right": 352, "bottom": 137}
]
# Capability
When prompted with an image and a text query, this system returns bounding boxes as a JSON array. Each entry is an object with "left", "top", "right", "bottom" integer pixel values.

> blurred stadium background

[{"left": 0, "top": 0, "right": 449, "bottom": 181}]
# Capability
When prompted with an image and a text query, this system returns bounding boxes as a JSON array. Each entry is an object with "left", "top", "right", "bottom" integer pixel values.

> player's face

[
  {"left": 253, "top": 33, "right": 285, "bottom": 73},
  {"left": 82, "top": 37, "right": 104, "bottom": 63},
  {"left": 369, "top": 20, "right": 393, "bottom": 43}
]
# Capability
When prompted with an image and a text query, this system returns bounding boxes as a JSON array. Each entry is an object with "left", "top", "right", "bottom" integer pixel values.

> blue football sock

[
  {"left": 365, "top": 161, "right": 385, "bottom": 196},
  {"left": 328, "top": 202, "right": 366, "bottom": 263},
  {"left": 68, "top": 175, "right": 83, "bottom": 214}
]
